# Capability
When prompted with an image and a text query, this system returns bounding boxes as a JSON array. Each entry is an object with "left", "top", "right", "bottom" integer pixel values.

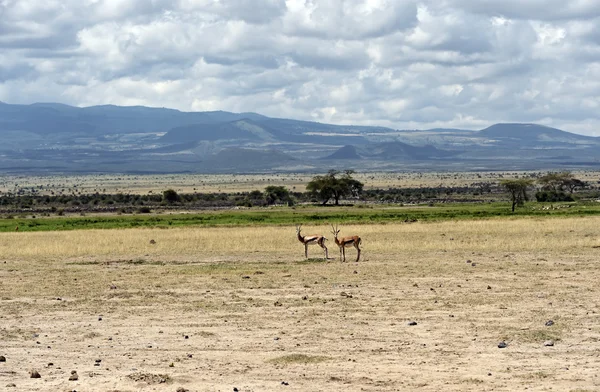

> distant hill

[
  {"left": 322, "top": 145, "right": 361, "bottom": 159},
  {"left": 367, "top": 141, "right": 455, "bottom": 160},
  {"left": 1, "top": 101, "right": 600, "bottom": 173},
  {"left": 160, "top": 120, "right": 264, "bottom": 143},
  {"left": 204, "top": 148, "right": 296, "bottom": 170},
  {"left": 478, "top": 123, "right": 597, "bottom": 143}
]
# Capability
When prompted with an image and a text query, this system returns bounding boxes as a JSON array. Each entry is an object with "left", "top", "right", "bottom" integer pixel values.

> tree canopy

[
  {"left": 264, "top": 185, "right": 293, "bottom": 205},
  {"left": 306, "top": 170, "right": 364, "bottom": 205},
  {"left": 538, "top": 171, "right": 585, "bottom": 193},
  {"left": 501, "top": 178, "right": 534, "bottom": 212}
]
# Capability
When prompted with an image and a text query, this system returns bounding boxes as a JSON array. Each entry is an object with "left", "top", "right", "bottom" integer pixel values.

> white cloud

[{"left": 0, "top": 0, "right": 600, "bottom": 135}]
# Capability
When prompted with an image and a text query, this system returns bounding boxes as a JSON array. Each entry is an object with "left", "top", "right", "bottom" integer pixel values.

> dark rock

[
  {"left": 6, "top": 383, "right": 16, "bottom": 388},
  {"left": 498, "top": 341, "right": 507, "bottom": 349},
  {"left": 149, "top": 239, "right": 156, "bottom": 244},
  {"left": 69, "top": 371, "right": 79, "bottom": 381},
  {"left": 30, "top": 370, "right": 41, "bottom": 378},
  {"left": 176, "top": 388, "right": 189, "bottom": 392},
  {"left": 545, "top": 320, "right": 554, "bottom": 327},
  {"left": 408, "top": 321, "right": 418, "bottom": 326},
  {"left": 0, "top": 355, "right": 5, "bottom": 362},
  {"left": 544, "top": 340, "right": 555, "bottom": 347},
  {"left": 281, "top": 381, "right": 289, "bottom": 385},
  {"left": 487, "top": 285, "right": 492, "bottom": 290}
]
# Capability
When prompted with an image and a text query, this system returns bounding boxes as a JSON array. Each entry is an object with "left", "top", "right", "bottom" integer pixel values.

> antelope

[
  {"left": 330, "top": 224, "right": 361, "bottom": 262},
  {"left": 296, "top": 225, "right": 328, "bottom": 260}
]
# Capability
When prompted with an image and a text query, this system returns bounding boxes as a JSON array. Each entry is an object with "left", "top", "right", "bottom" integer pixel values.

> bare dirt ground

[{"left": 1, "top": 219, "right": 600, "bottom": 391}]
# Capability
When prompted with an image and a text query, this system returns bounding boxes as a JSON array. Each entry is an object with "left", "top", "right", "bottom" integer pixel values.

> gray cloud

[{"left": 0, "top": 0, "right": 599, "bottom": 135}]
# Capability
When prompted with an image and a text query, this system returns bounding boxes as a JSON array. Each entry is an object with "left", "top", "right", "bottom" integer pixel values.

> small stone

[
  {"left": 30, "top": 370, "right": 41, "bottom": 378},
  {"left": 471, "top": 263, "right": 477, "bottom": 267},
  {"left": 0, "top": 355, "right": 5, "bottom": 362},
  {"left": 302, "top": 296, "right": 308, "bottom": 300},
  {"left": 408, "top": 321, "right": 418, "bottom": 326},
  {"left": 6, "top": 383, "right": 16, "bottom": 388},
  {"left": 187, "top": 354, "right": 193, "bottom": 358},
  {"left": 353, "top": 270, "right": 358, "bottom": 274},
  {"left": 47, "top": 362, "right": 53, "bottom": 367},
  {"left": 498, "top": 341, "right": 507, "bottom": 349},
  {"left": 281, "top": 381, "right": 289, "bottom": 385},
  {"left": 241, "top": 276, "right": 250, "bottom": 279},
  {"left": 466, "top": 260, "right": 472, "bottom": 263},
  {"left": 233, "top": 388, "right": 239, "bottom": 392},
  {"left": 487, "top": 285, "right": 492, "bottom": 290},
  {"left": 149, "top": 239, "right": 156, "bottom": 244},
  {"left": 545, "top": 320, "right": 554, "bottom": 327},
  {"left": 544, "top": 340, "right": 555, "bottom": 347},
  {"left": 184, "top": 335, "right": 189, "bottom": 339},
  {"left": 95, "top": 359, "right": 101, "bottom": 363},
  {"left": 69, "top": 371, "right": 79, "bottom": 381},
  {"left": 488, "top": 372, "right": 492, "bottom": 376},
  {"left": 274, "top": 301, "right": 282, "bottom": 307},
  {"left": 176, "top": 388, "right": 189, "bottom": 392},
  {"left": 98, "top": 317, "right": 102, "bottom": 321}
]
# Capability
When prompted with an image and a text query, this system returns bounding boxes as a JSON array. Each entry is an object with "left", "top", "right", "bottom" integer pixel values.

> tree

[
  {"left": 501, "top": 179, "right": 534, "bottom": 212},
  {"left": 264, "top": 185, "right": 292, "bottom": 205},
  {"left": 538, "top": 171, "right": 585, "bottom": 193},
  {"left": 162, "top": 189, "right": 179, "bottom": 204},
  {"left": 306, "top": 170, "right": 364, "bottom": 205}
]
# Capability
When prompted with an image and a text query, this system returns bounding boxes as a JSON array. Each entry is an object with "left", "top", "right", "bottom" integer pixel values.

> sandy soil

[{"left": 2, "top": 223, "right": 600, "bottom": 391}]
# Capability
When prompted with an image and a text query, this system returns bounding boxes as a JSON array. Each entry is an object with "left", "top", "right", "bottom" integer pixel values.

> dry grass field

[{"left": 2, "top": 217, "right": 600, "bottom": 391}]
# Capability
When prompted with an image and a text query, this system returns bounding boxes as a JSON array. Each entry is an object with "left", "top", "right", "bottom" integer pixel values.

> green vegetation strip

[{"left": 2, "top": 202, "right": 600, "bottom": 232}]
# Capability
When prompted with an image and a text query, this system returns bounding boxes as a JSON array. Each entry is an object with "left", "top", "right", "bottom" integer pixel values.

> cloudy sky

[{"left": 1, "top": 0, "right": 600, "bottom": 135}]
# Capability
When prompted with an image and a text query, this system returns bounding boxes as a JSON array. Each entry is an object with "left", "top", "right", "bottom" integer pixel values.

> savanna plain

[
  {"left": 0, "top": 172, "right": 600, "bottom": 392},
  {"left": 2, "top": 173, "right": 600, "bottom": 391}
]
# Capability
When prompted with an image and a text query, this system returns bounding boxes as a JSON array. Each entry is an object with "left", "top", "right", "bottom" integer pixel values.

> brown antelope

[
  {"left": 330, "top": 224, "right": 361, "bottom": 262},
  {"left": 296, "top": 225, "right": 328, "bottom": 259}
]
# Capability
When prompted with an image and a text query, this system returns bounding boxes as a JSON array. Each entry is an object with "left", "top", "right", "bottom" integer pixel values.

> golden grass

[{"left": 0, "top": 217, "right": 598, "bottom": 261}]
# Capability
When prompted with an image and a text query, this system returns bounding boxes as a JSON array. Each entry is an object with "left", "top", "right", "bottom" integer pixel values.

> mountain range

[{"left": 1, "top": 101, "right": 599, "bottom": 173}]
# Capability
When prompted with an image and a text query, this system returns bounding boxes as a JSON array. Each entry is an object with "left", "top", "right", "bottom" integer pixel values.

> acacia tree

[
  {"left": 306, "top": 170, "right": 364, "bottom": 205},
  {"left": 264, "top": 185, "right": 293, "bottom": 205},
  {"left": 538, "top": 171, "right": 586, "bottom": 193},
  {"left": 501, "top": 179, "right": 534, "bottom": 212},
  {"left": 162, "top": 189, "right": 179, "bottom": 204}
]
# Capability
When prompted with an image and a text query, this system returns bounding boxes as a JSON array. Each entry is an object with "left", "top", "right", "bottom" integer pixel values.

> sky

[{"left": 1, "top": 0, "right": 600, "bottom": 135}]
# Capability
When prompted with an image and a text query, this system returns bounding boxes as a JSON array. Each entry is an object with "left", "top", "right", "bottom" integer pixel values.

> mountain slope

[
  {"left": 322, "top": 145, "right": 362, "bottom": 159},
  {"left": 478, "top": 123, "right": 598, "bottom": 144}
]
